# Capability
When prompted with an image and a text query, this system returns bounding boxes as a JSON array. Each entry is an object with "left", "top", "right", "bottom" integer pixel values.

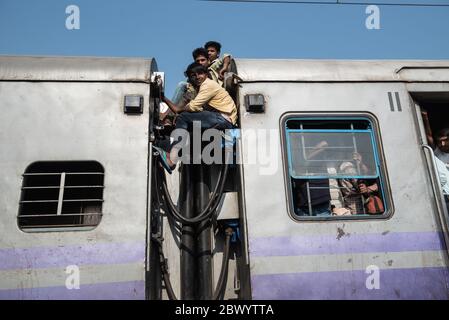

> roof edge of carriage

[
  {"left": 0, "top": 55, "right": 156, "bottom": 82},
  {"left": 1, "top": 55, "right": 449, "bottom": 83},
  {"left": 234, "top": 58, "right": 449, "bottom": 82}
]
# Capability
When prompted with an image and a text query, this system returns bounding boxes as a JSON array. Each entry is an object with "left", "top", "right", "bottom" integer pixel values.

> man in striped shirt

[{"left": 204, "top": 41, "right": 231, "bottom": 87}]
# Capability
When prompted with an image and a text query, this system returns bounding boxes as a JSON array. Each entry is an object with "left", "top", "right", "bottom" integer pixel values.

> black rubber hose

[
  {"left": 151, "top": 169, "right": 180, "bottom": 300},
  {"left": 212, "top": 227, "right": 233, "bottom": 300},
  {"left": 161, "top": 164, "right": 226, "bottom": 225},
  {"left": 164, "top": 160, "right": 226, "bottom": 220},
  {"left": 152, "top": 237, "right": 178, "bottom": 300},
  {"left": 154, "top": 228, "right": 232, "bottom": 301},
  {"left": 160, "top": 149, "right": 232, "bottom": 225},
  {"left": 153, "top": 161, "right": 183, "bottom": 232},
  {"left": 152, "top": 148, "right": 234, "bottom": 299}
]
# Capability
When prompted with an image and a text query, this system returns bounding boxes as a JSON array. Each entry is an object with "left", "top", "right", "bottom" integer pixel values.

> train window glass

[
  {"left": 18, "top": 161, "right": 104, "bottom": 232},
  {"left": 283, "top": 117, "right": 388, "bottom": 220}
]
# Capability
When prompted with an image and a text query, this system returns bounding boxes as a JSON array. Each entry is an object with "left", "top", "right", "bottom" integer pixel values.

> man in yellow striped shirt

[{"left": 155, "top": 64, "right": 237, "bottom": 173}]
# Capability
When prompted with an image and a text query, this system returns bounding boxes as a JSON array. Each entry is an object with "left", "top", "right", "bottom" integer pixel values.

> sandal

[{"left": 153, "top": 145, "right": 176, "bottom": 174}]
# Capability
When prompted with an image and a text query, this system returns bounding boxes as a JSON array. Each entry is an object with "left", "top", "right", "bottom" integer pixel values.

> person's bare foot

[{"left": 166, "top": 153, "right": 175, "bottom": 167}]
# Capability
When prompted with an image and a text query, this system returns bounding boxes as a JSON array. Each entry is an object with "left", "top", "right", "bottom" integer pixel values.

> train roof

[
  {"left": 0, "top": 55, "right": 156, "bottom": 82},
  {"left": 234, "top": 59, "right": 449, "bottom": 82},
  {"left": 2, "top": 56, "right": 449, "bottom": 83}
]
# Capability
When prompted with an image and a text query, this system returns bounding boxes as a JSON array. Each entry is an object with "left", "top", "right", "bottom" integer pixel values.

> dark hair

[
  {"left": 192, "top": 47, "right": 208, "bottom": 60},
  {"left": 437, "top": 128, "right": 449, "bottom": 138},
  {"left": 204, "top": 41, "right": 222, "bottom": 53},
  {"left": 184, "top": 62, "right": 201, "bottom": 78},
  {"left": 190, "top": 65, "right": 208, "bottom": 75}
]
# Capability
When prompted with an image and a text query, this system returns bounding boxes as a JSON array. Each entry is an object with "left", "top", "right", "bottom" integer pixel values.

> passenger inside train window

[
  {"left": 294, "top": 179, "right": 331, "bottom": 216},
  {"left": 335, "top": 153, "right": 383, "bottom": 215},
  {"left": 294, "top": 140, "right": 331, "bottom": 216},
  {"left": 435, "top": 128, "right": 449, "bottom": 168},
  {"left": 335, "top": 161, "right": 364, "bottom": 215},
  {"left": 285, "top": 118, "right": 387, "bottom": 220},
  {"left": 434, "top": 155, "right": 449, "bottom": 211},
  {"left": 422, "top": 110, "right": 449, "bottom": 168},
  {"left": 421, "top": 109, "right": 449, "bottom": 212}
]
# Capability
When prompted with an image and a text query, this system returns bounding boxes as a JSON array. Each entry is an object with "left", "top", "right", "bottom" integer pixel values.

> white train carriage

[
  {"left": 0, "top": 56, "right": 158, "bottom": 299},
  {"left": 1, "top": 56, "right": 449, "bottom": 299},
  {"left": 233, "top": 59, "right": 449, "bottom": 299}
]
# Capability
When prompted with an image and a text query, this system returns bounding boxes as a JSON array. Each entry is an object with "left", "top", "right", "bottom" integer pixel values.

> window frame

[
  {"left": 280, "top": 112, "right": 394, "bottom": 222},
  {"left": 18, "top": 160, "right": 105, "bottom": 233}
]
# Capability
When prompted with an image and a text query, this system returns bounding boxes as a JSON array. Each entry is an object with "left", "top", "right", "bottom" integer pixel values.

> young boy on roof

[
  {"left": 170, "top": 47, "right": 210, "bottom": 108},
  {"left": 192, "top": 47, "right": 211, "bottom": 69},
  {"left": 204, "top": 41, "right": 231, "bottom": 86},
  {"left": 162, "top": 45, "right": 231, "bottom": 126}
]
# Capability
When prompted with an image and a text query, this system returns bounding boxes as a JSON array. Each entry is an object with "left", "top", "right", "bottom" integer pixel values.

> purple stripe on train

[
  {"left": 250, "top": 232, "right": 446, "bottom": 257},
  {"left": 252, "top": 267, "right": 449, "bottom": 300},
  {"left": 0, "top": 241, "right": 145, "bottom": 270},
  {"left": 0, "top": 280, "right": 145, "bottom": 300}
]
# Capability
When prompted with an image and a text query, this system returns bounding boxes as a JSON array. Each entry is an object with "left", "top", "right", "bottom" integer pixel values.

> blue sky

[{"left": 1, "top": 0, "right": 449, "bottom": 96}]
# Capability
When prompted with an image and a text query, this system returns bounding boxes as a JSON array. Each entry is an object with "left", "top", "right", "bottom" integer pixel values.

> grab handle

[{"left": 422, "top": 145, "right": 449, "bottom": 254}]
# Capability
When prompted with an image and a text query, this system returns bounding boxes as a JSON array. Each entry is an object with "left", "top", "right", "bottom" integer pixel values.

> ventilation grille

[{"left": 18, "top": 161, "right": 104, "bottom": 231}]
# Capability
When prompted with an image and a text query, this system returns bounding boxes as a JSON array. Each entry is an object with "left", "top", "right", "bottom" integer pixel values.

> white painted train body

[{"left": 1, "top": 56, "right": 449, "bottom": 299}]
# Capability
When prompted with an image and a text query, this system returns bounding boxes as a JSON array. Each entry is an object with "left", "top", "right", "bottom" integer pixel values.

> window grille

[
  {"left": 18, "top": 161, "right": 104, "bottom": 231},
  {"left": 282, "top": 116, "right": 389, "bottom": 220}
]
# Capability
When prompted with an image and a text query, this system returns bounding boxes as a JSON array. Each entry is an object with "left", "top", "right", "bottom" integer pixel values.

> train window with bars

[
  {"left": 18, "top": 161, "right": 104, "bottom": 231},
  {"left": 283, "top": 116, "right": 389, "bottom": 220}
]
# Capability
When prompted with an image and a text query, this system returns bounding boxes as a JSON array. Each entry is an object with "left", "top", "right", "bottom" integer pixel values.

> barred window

[
  {"left": 282, "top": 116, "right": 390, "bottom": 220},
  {"left": 18, "top": 161, "right": 104, "bottom": 231}
]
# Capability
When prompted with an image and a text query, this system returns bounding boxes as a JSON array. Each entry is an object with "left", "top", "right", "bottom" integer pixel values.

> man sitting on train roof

[
  {"left": 193, "top": 47, "right": 211, "bottom": 69},
  {"left": 166, "top": 49, "right": 211, "bottom": 123},
  {"left": 154, "top": 63, "right": 237, "bottom": 173},
  {"left": 161, "top": 62, "right": 199, "bottom": 126},
  {"left": 161, "top": 43, "right": 232, "bottom": 128},
  {"left": 167, "top": 46, "right": 216, "bottom": 120},
  {"left": 204, "top": 41, "right": 231, "bottom": 87},
  {"left": 166, "top": 47, "right": 214, "bottom": 117}
]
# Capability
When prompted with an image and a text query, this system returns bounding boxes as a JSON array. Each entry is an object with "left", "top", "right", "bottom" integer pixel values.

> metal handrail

[{"left": 421, "top": 145, "right": 449, "bottom": 255}]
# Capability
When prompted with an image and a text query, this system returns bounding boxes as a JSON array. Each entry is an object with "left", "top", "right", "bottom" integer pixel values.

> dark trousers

[
  {"left": 176, "top": 110, "right": 233, "bottom": 131},
  {"left": 171, "top": 111, "right": 234, "bottom": 151}
]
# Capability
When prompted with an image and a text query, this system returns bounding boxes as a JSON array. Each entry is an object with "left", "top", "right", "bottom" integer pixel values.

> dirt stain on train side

[{"left": 336, "top": 224, "right": 350, "bottom": 240}]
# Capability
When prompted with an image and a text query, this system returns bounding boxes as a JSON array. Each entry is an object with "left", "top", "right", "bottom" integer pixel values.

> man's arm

[
  {"left": 187, "top": 80, "right": 216, "bottom": 112},
  {"left": 218, "top": 55, "right": 231, "bottom": 80},
  {"left": 307, "top": 140, "right": 328, "bottom": 159},
  {"left": 162, "top": 96, "right": 188, "bottom": 114},
  {"left": 353, "top": 152, "right": 369, "bottom": 175}
]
